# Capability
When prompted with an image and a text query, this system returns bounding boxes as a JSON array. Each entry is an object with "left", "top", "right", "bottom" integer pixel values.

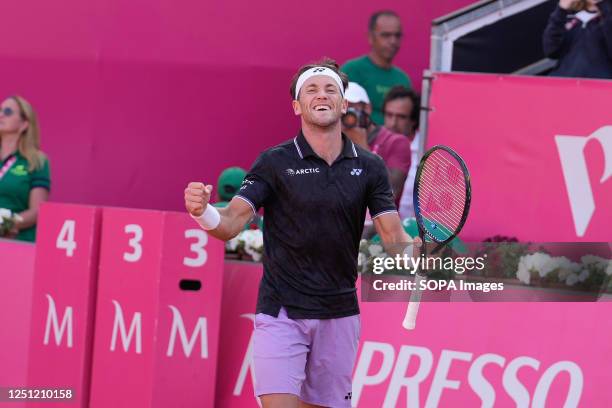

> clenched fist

[{"left": 184, "top": 182, "right": 213, "bottom": 217}]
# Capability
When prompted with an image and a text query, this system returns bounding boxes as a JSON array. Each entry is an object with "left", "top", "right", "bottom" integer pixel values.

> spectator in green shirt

[
  {"left": 213, "top": 166, "right": 247, "bottom": 208},
  {"left": 0, "top": 96, "right": 50, "bottom": 242},
  {"left": 341, "top": 10, "right": 412, "bottom": 125},
  {"left": 213, "top": 166, "right": 263, "bottom": 230}
]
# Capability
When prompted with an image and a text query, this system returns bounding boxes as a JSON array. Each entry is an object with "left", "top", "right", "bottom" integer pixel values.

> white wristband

[{"left": 191, "top": 204, "right": 221, "bottom": 230}]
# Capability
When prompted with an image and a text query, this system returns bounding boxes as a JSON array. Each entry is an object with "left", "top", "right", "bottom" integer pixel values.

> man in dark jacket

[{"left": 543, "top": 0, "right": 612, "bottom": 79}]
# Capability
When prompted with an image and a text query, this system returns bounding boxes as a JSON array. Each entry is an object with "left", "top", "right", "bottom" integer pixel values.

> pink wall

[{"left": 0, "top": 0, "right": 473, "bottom": 211}]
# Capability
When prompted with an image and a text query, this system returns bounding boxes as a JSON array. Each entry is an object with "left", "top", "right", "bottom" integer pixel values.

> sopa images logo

[{"left": 555, "top": 126, "right": 612, "bottom": 237}]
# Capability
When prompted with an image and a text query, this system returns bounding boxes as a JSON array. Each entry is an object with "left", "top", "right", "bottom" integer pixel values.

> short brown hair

[
  {"left": 289, "top": 57, "right": 348, "bottom": 100},
  {"left": 369, "top": 10, "right": 400, "bottom": 33},
  {"left": 382, "top": 86, "right": 420, "bottom": 127}
]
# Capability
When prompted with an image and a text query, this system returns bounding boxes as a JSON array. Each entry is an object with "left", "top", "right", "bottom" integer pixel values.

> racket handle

[{"left": 402, "top": 274, "right": 425, "bottom": 330}]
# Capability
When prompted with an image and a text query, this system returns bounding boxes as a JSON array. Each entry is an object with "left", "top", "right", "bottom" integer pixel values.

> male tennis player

[{"left": 184, "top": 58, "right": 415, "bottom": 408}]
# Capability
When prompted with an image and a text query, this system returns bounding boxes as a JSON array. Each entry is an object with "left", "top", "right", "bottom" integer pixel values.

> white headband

[{"left": 294, "top": 67, "right": 345, "bottom": 100}]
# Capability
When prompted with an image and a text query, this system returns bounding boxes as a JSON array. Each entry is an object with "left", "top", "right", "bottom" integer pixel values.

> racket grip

[{"left": 402, "top": 274, "right": 425, "bottom": 330}]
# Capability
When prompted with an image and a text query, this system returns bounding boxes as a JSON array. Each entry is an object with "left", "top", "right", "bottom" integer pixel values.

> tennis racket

[{"left": 402, "top": 145, "right": 471, "bottom": 330}]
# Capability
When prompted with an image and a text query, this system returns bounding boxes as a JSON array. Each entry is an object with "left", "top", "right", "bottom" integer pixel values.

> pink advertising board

[
  {"left": 426, "top": 73, "right": 612, "bottom": 242},
  {"left": 26, "top": 203, "right": 101, "bottom": 408},
  {"left": 353, "top": 300, "right": 607, "bottom": 407},
  {"left": 214, "top": 261, "right": 263, "bottom": 407},
  {"left": 2, "top": 239, "right": 612, "bottom": 407},
  {"left": 89, "top": 208, "right": 224, "bottom": 407},
  {"left": 0, "top": 240, "right": 35, "bottom": 408},
  {"left": 217, "top": 263, "right": 612, "bottom": 408}
]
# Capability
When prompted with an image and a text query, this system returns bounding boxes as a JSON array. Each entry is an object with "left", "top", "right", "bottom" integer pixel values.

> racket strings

[
  {"left": 419, "top": 182, "right": 464, "bottom": 221},
  {"left": 419, "top": 171, "right": 465, "bottom": 215},
  {"left": 425, "top": 155, "right": 466, "bottom": 197},
  {"left": 419, "top": 186, "right": 464, "bottom": 226},
  {"left": 420, "top": 196, "right": 462, "bottom": 232},
  {"left": 418, "top": 151, "right": 467, "bottom": 235},
  {"left": 419, "top": 174, "right": 465, "bottom": 201}
]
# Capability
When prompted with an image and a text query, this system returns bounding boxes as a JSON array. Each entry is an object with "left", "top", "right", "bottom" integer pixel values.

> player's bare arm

[
  {"left": 373, "top": 212, "right": 421, "bottom": 257},
  {"left": 373, "top": 211, "right": 409, "bottom": 244}
]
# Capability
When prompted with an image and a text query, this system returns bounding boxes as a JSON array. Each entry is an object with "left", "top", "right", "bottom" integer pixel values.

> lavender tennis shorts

[{"left": 253, "top": 307, "right": 360, "bottom": 407}]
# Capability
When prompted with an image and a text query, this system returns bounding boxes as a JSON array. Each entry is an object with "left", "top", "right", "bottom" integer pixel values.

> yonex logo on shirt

[
  {"left": 350, "top": 168, "right": 363, "bottom": 176},
  {"left": 285, "top": 168, "right": 320, "bottom": 176}
]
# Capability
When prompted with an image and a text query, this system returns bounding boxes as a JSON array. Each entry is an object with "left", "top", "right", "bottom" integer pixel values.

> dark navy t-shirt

[{"left": 236, "top": 131, "right": 397, "bottom": 319}]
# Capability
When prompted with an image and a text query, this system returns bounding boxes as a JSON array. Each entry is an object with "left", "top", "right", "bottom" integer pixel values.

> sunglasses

[{"left": 0, "top": 107, "right": 15, "bottom": 116}]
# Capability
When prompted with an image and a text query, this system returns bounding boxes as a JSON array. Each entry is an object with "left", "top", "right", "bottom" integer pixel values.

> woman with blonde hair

[{"left": 0, "top": 96, "right": 50, "bottom": 242}]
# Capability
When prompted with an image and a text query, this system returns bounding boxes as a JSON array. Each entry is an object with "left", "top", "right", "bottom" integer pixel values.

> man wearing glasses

[{"left": 341, "top": 10, "right": 412, "bottom": 125}]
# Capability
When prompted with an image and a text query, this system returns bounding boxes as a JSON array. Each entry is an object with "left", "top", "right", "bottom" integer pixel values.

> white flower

[
  {"left": 556, "top": 260, "right": 581, "bottom": 278},
  {"left": 557, "top": 268, "right": 572, "bottom": 281},
  {"left": 557, "top": 256, "right": 581, "bottom": 273},
  {"left": 529, "top": 253, "right": 553, "bottom": 276},
  {"left": 521, "top": 253, "right": 546, "bottom": 271},
  {"left": 566, "top": 273, "right": 579, "bottom": 286},
  {"left": 578, "top": 269, "right": 590, "bottom": 282},
  {"left": 240, "top": 230, "right": 254, "bottom": 247},
  {"left": 518, "top": 252, "right": 579, "bottom": 282},
  {"left": 250, "top": 229, "right": 263, "bottom": 249},
  {"left": 0, "top": 208, "right": 12, "bottom": 219},
  {"left": 581, "top": 255, "right": 607, "bottom": 266},
  {"left": 581, "top": 255, "right": 612, "bottom": 276},
  {"left": 368, "top": 244, "right": 383, "bottom": 257},
  {"left": 241, "top": 229, "right": 263, "bottom": 262},
  {"left": 540, "top": 255, "right": 564, "bottom": 278},
  {"left": 226, "top": 235, "right": 240, "bottom": 252},
  {"left": 517, "top": 266, "right": 530, "bottom": 284},
  {"left": 517, "top": 253, "right": 550, "bottom": 284},
  {"left": 245, "top": 246, "right": 262, "bottom": 262},
  {"left": 516, "top": 256, "right": 531, "bottom": 284},
  {"left": 241, "top": 230, "right": 262, "bottom": 249},
  {"left": 569, "top": 261, "right": 582, "bottom": 273}
]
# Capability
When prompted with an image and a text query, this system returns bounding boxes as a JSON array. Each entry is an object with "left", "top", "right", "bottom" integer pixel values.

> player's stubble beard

[{"left": 300, "top": 101, "right": 344, "bottom": 132}]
